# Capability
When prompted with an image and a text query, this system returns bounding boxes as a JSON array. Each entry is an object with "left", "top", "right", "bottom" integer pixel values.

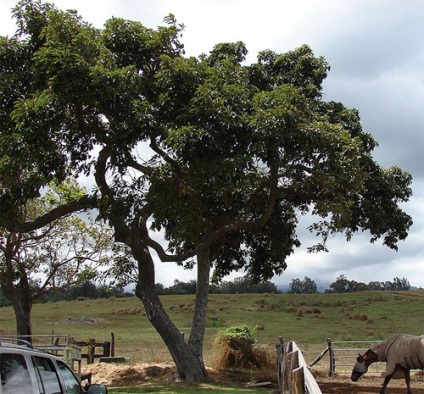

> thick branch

[
  {"left": 149, "top": 135, "right": 183, "bottom": 176},
  {"left": 7, "top": 195, "right": 97, "bottom": 233},
  {"left": 145, "top": 163, "right": 279, "bottom": 262},
  {"left": 125, "top": 153, "right": 152, "bottom": 175},
  {"left": 95, "top": 146, "right": 113, "bottom": 199}
]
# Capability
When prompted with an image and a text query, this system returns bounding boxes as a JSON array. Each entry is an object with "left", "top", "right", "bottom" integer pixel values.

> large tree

[
  {"left": 0, "top": 0, "right": 412, "bottom": 381},
  {"left": 0, "top": 180, "right": 113, "bottom": 342},
  {"left": 289, "top": 277, "right": 318, "bottom": 294}
]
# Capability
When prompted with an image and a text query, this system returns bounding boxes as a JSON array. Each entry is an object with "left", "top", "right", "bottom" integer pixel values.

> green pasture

[
  {"left": 1, "top": 290, "right": 422, "bottom": 392},
  {"left": 1, "top": 290, "right": 422, "bottom": 366}
]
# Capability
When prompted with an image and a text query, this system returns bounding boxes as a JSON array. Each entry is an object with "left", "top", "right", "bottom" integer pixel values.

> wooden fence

[
  {"left": 276, "top": 337, "right": 322, "bottom": 394},
  {"left": 72, "top": 334, "right": 115, "bottom": 364},
  {"left": 11, "top": 333, "right": 116, "bottom": 378}
]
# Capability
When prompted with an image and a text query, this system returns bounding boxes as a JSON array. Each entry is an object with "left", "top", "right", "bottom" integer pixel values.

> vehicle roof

[
  {"left": 0, "top": 338, "right": 57, "bottom": 358},
  {"left": 0, "top": 337, "right": 34, "bottom": 348}
]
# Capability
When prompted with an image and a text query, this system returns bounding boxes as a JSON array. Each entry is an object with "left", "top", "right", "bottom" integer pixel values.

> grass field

[
  {"left": 1, "top": 290, "right": 422, "bottom": 366},
  {"left": 1, "top": 290, "right": 423, "bottom": 393}
]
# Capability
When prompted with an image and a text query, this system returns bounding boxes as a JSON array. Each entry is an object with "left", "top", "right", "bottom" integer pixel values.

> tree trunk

[
  {"left": 0, "top": 268, "right": 33, "bottom": 343},
  {"left": 132, "top": 238, "right": 209, "bottom": 382},
  {"left": 4, "top": 284, "right": 33, "bottom": 343},
  {"left": 188, "top": 246, "right": 210, "bottom": 364},
  {"left": 13, "top": 299, "right": 32, "bottom": 343},
  {"left": 16, "top": 273, "right": 34, "bottom": 343}
]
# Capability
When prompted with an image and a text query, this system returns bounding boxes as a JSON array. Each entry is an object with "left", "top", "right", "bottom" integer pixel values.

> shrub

[
  {"left": 212, "top": 325, "right": 273, "bottom": 370},
  {"left": 218, "top": 325, "right": 255, "bottom": 348}
]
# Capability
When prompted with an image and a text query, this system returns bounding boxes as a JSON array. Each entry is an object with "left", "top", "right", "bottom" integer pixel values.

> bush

[{"left": 212, "top": 325, "right": 273, "bottom": 371}]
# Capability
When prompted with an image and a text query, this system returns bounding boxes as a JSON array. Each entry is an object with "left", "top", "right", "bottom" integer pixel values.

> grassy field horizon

[{"left": 1, "top": 290, "right": 423, "bottom": 366}]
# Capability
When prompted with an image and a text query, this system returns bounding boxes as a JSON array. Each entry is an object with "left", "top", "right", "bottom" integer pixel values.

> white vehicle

[{"left": 0, "top": 338, "right": 107, "bottom": 394}]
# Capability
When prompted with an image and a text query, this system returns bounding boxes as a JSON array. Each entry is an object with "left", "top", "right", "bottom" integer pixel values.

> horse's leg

[
  {"left": 380, "top": 373, "right": 392, "bottom": 394},
  {"left": 404, "top": 368, "right": 411, "bottom": 394}
]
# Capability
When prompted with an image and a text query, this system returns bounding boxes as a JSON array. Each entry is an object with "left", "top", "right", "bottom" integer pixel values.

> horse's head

[{"left": 351, "top": 349, "right": 377, "bottom": 382}]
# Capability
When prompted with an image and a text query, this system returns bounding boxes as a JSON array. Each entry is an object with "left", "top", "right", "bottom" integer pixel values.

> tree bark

[
  {"left": 0, "top": 248, "right": 33, "bottom": 343},
  {"left": 188, "top": 246, "right": 210, "bottom": 365},
  {"left": 2, "top": 282, "right": 33, "bottom": 343},
  {"left": 13, "top": 299, "right": 32, "bottom": 343},
  {"left": 132, "top": 237, "right": 209, "bottom": 382}
]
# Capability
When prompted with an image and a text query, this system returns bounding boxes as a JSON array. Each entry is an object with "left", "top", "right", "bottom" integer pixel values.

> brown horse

[{"left": 351, "top": 334, "right": 424, "bottom": 394}]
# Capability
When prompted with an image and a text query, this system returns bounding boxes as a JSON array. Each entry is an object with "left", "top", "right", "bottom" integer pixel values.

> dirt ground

[
  {"left": 84, "top": 362, "right": 424, "bottom": 393},
  {"left": 316, "top": 371, "right": 424, "bottom": 393}
]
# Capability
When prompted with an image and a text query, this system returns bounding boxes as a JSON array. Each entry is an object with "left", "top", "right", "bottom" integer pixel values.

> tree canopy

[
  {"left": 289, "top": 277, "right": 318, "bottom": 294},
  {"left": 326, "top": 275, "right": 411, "bottom": 293},
  {"left": 0, "top": 179, "right": 113, "bottom": 340},
  {"left": 0, "top": 0, "right": 413, "bottom": 381}
]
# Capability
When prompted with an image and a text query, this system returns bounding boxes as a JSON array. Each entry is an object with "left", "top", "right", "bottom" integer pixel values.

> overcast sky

[{"left": 1, "top": 0, "right": 423, "bottom": 289}]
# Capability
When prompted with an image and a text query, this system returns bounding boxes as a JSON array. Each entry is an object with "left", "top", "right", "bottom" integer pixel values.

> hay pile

[
  {"left": 212, "top": 325, "right": 275, "bottom": 371},
  {"left": 84, "top": 362, "right": 174, "bottom": 386}
]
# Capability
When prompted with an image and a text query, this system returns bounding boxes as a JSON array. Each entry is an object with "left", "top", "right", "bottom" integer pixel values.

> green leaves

[
  {"left": 0, "top": 0, "right": 413, "bottom": 285},
  {"left": 44, "top": 178, "right": 87, "bottom": 206},
  {"left": 251, "top": 44, "right": 330, "bottom": 98},
  {"left": 0, "top": 4, "right": 414, "bottom": 373}
]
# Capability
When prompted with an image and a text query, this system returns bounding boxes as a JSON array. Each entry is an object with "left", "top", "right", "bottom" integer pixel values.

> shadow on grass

[{"left": 108, "top": 381, "right": 272, "bottom": 393}]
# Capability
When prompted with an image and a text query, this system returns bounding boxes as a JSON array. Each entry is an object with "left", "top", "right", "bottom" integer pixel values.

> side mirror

[{"left": 87, "top": 384, "right": 108, "bottom": 394}]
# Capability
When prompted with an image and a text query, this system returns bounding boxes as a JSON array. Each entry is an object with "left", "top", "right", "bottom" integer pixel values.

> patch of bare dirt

[
  {"left": 315, "top": 370, "right": 424, "bottom": 394},
  {"left": 53, "top": 317, "right": 103, "bottom": 325}
]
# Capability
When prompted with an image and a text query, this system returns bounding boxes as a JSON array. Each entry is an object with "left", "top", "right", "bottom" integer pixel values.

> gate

[{"left": 327, "top": 338, "right": 384, "bottom": 375}]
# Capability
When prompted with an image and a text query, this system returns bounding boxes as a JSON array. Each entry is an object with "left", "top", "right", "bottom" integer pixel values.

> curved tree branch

[
  {"left": 7, "top": 195, "right": 98, "bottom": 233},
  {"left": 149, "top": 135, "right": 183, "bottom": 176},
  {"left": 125, "top": 152, "right": 152, "bottom": 175},
  {"left": 144, "top": 163, "right": 280, "bottom": 262},
  {"left": 95, "top": 145, "right": 114, "bottom": 200}
]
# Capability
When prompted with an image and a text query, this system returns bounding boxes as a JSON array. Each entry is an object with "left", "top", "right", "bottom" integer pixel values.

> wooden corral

[
  {"left": 11, "top": 333, "right": 116, "bottom": 378},
  {"left": 276, "top": 337, "right": 322, "bottom": 394},
  {"left": 72, "top": 334, "right": 115, "bottom": 364}
]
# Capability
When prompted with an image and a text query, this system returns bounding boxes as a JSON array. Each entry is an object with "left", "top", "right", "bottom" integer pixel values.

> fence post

[
  {"left": 111, "top": 333, "right": 115, "bottom": 357},
  {"left": 276, "top": 339, "right": 323, "bottom": 394},
  {"left": 327, "top": 338, "right": 335, "bottom": 376},
  {"left": 276, "top": 337, "right": 284, "bottom": 393},
  {"left": 288, "top": 350, "right": 300, "bottom": 393},
  {"left": 292, "top": 366, "right": 306, "bottom": 394},
  {"left": 87, "top": 339, "right": 95, "bottom": 364},
  {"left": 103, "top": 341, "right": 111, "bottom": 357}
]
